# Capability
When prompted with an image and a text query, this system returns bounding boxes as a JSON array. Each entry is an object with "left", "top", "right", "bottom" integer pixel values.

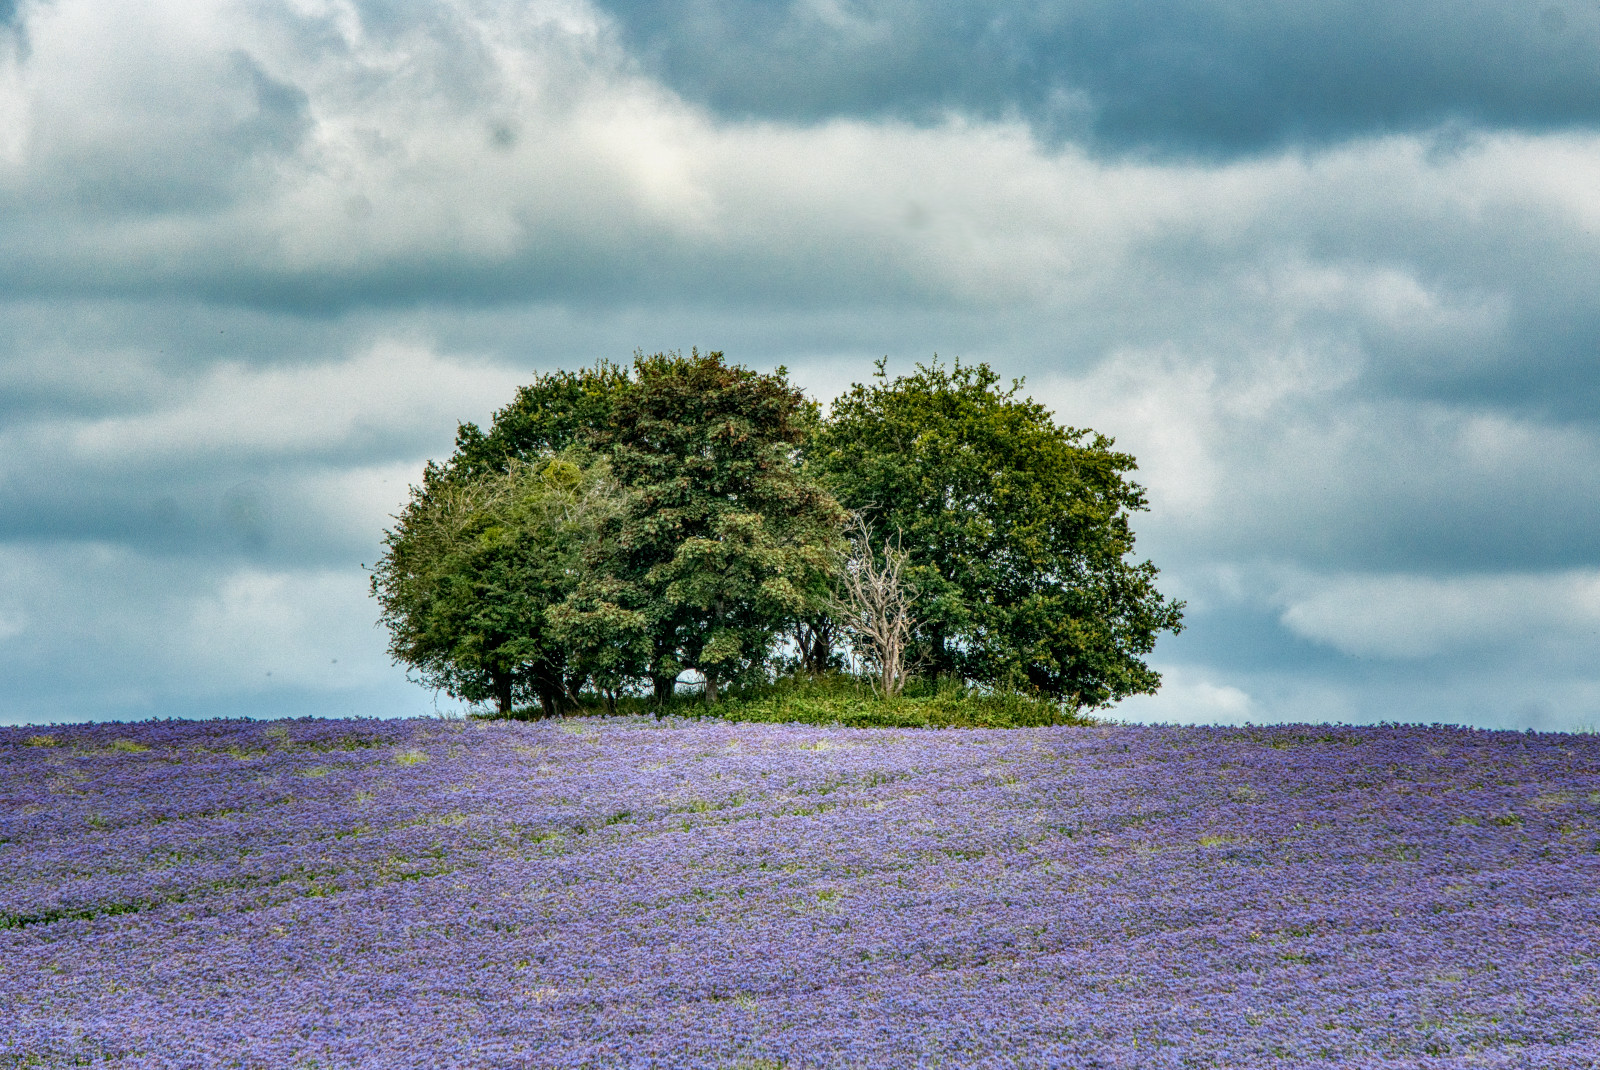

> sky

[{"left": 3, "top": 0, "right": 1600, "bottom": 730}]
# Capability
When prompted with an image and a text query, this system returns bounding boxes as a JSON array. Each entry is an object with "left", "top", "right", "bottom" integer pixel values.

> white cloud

[
  {"left": 179, "top": 566, "right": 387, "bottom": 691},
  {"left": 1034, "top": 340, "right": 1360, "bottom": 521},
  {"left": 1111, "top": 665, "right": 1260, "bottom": 725},
  {"left": 25, "top": 340, "right": 520, "bottom": 464},
  {"left": 0, "top": 607, "right": 25, "bottom": 642},
  {"left": 296, "top": 459, "right": 437, "bottom": 552},
  {"left": 1279, "top": 570, "right": 1600, "bottom": 659},
  {"left": 0, "top": 21, "right": 26, "bottom": 168}
]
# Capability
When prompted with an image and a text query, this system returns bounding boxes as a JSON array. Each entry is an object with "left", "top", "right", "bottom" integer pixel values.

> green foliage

[
  {"left": 589, "top": 350, "right": 844, "bottom": 702},
  {"left": 536, "top": 674, "right": 1096, "bottom": 729},
  {"left": 706, "top": 674, "right": 1096, "bottom": 729},
  {"left": 448, "top": 362, "right": 630, "bottom": 478},
  {"left": 374, "top": 349, "right": 1182, "bottom": 721},
  {"left": 808, "top": 358, "right": 1183, "bottom": 709},
  {"left": 371, "top": 453, "right": 623, "bottom": 715}
]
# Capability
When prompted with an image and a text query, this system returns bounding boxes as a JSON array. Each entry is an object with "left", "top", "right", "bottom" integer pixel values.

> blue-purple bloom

[{"left": 3, "top": 717, "right": 1598, "bottom": 1067}]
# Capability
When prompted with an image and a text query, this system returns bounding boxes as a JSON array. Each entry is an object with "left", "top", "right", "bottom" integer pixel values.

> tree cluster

[{"left": 372, "top": 351, "right": 1183, "bottom": 715}]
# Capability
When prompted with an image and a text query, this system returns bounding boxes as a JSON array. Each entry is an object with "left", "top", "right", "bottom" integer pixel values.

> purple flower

[{"left": 2, "top": 718, "right": 1597, "bottom": 1067}]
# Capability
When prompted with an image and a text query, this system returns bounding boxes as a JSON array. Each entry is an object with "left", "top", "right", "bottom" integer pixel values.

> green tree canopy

[
  {"left": 592, "top": 350, "right": 844, "bottom": 702},
  {"left": 370, "top": 453, "right": 622, "bottom": 716},
  {"left": 808, "top": 358, "right": 1183, "bottom": 709},
  {"left": 449, "top": 362, "right": 630, "bottom": 478},
  {"left": 374, "top": 351, "right": 1181, "bottom": 716}
]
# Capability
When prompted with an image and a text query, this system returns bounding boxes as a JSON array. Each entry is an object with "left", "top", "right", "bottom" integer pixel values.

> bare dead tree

[{"left": 830, "top": 513, "right": 918, "bottom": 698}]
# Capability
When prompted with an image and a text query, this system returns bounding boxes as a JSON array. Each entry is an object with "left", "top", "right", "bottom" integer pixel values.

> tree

[
  {"left": 589, "top": 350, "right": 845, "bottom": 703},
  {"left": 376, "top": 351, "right": 1179, "bottom": 716},
  {"left": 808, "top": 358, "right": 1183, "bottom": 709},
  {"left": 448, "top": 362, "right": 630, "bottom": 478},
  {"left": 830, "top": 513, "right": 918, "bottom": 697},
  {"left": 370, "top": 453, "right": 621, "bottom": 716}
]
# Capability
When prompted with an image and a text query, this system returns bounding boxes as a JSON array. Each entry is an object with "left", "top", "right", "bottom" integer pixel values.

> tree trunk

[
  {"left": 491, "top": 670, "right": 514, "bottom": 717},
  {"left": 930, "top": 625, "right": 952, "bottom": 678},
  {"left": 703, "top": 599, "right": 724, "bottom": 703},
  {"left": 534, "top": 665, "right": 566, "bottom": 718},
  {"left": 798, "top": 616, "right": 834, "bottom": 676}
]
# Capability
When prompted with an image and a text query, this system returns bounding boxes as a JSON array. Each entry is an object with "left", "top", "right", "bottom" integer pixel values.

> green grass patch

[
  {"left": 706, "top": 675, "right": 1093, "bottom": 729},
  {"left": 489, "top": 674, "right": 1097, "bottom": 729},
  {"left": 704, "top": 675, "right": 1097, "bottom": 729}
]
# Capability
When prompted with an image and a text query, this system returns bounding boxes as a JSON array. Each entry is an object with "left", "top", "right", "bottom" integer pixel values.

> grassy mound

[
  {"left": 503, "top": 674, "right": 1098, "bottom": 729},
  {"left": 703, "top": 674, "right": 1097, "bottom": 729}
]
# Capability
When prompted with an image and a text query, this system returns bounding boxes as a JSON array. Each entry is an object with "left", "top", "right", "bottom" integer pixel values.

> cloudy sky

[{"left": 4, "top": 0, "right": 1600, "bottom": 730}]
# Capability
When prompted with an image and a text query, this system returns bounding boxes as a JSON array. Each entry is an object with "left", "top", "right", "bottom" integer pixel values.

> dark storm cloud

[{"left": 595, "top": 0, "right": 1600, "bottom": 154}]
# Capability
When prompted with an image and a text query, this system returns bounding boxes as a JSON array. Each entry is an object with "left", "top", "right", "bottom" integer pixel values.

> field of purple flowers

[{"left": 3, "top": 717, "right": 1599, "bottom": 1069}]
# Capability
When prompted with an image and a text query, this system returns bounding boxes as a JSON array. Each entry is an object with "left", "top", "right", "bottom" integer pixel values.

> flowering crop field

[{"left": 3, "top": 718, "right": 1599, "bottom": 1069}]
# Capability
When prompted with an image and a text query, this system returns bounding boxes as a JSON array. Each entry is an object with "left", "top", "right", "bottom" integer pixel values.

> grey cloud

[
  {"left": 1220, "top": 411, "right": 1600, "bottom": 572},
  {"left": 4, "top": 0, "right": 1600, "bottom": 731},
  {"left": 1057, "top": 354, "right": 1600, "bottom": 575},
  {"left": 594, "top": 0, "right": 1600, "bottom": 155},
  {"left": 0, "top": 542, "right": 432, "bottom": 726},
  {"left": 0, "top": 300, "right": 369, "bottom": 423},
  {"left": 1276, "top": 570, "right": 1600, "bottom": 660},
  {"left": 1115, "top": 562, "right": 1600, "bottom": 731},
  {"left": 1122, "top": 654, "right": 1600, "bottom": 731},
  {"left": 225, "top": 52, "right": 312, "bottom": 156},
  {"left": 0, "top": 332, "right": 523, "bottom": 566},
  {"left": 0, "top": 464, "right": 367, "bottom": 566}
]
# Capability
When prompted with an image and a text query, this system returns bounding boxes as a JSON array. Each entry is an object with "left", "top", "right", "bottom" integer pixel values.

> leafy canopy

[
  {"left": 370, "top": 453, "right": 622, "bottom": 715},
  {"left": 374, "top": 351, "right": 1182, "bottom": 716},
  {"left": 808, "top": 358, "right": 1183, "bottom": 709},
  {"left": 449, "top": 361, "right": 630, "bottom": 476},
  {"left": 592, "top": 350, "right": 843, "bottom": 701}
]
